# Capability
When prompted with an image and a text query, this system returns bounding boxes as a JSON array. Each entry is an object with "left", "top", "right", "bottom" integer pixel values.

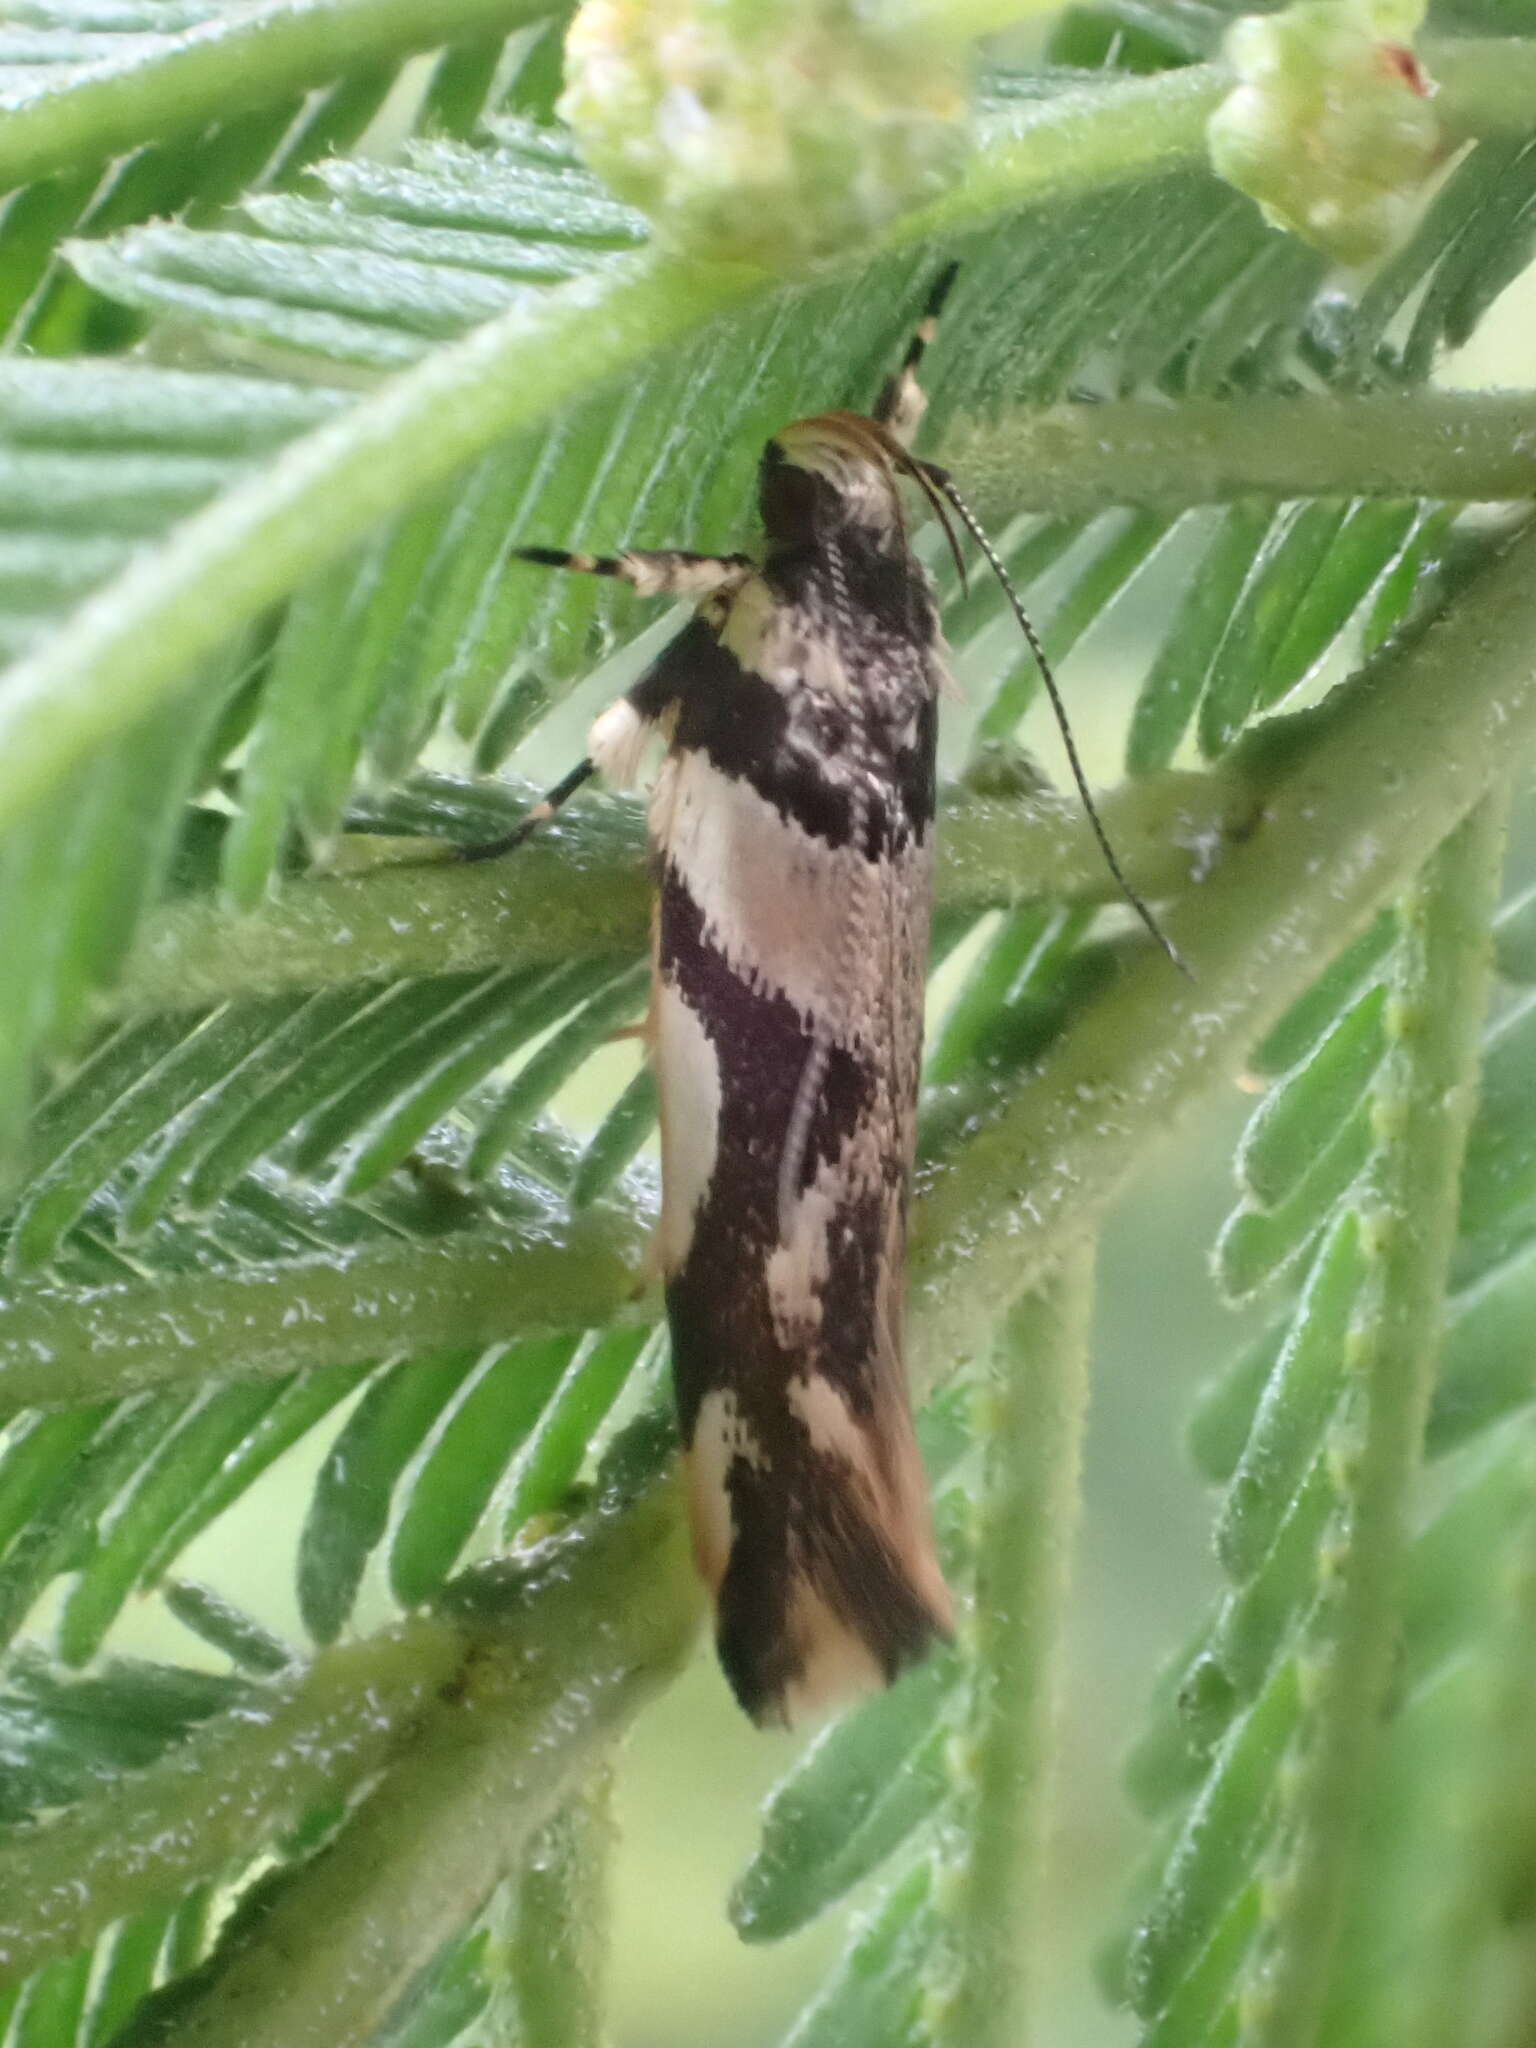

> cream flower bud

[
  {"left": 561, "top": 0, "right": 971, "bottom": 271},
  {"left": 1208, "top": 0, "right": 1440, "bottom": 266}
]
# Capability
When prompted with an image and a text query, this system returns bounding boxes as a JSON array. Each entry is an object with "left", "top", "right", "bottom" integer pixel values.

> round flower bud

[
  {"left": 1208, "top": 0, "right": 1440, "bottom": 266},
  {"left": 561, "top": 0, "right": 971, "bottom": 270}
]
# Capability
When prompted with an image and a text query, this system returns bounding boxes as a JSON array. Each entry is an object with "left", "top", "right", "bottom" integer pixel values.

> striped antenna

[{"left": 930, "top": 471, "right": 1190, "bottom": 978}]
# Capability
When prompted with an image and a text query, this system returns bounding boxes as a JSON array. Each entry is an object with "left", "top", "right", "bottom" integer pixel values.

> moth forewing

[
  {"left": 486, "top": 266, "right": 1180, "bottom": 1720},
  {"left": 500, "top": 273, "right": 965, "bottom": 1726},
  {"left": 607, "top": 505, "right": 952, "bottom": 1725}
]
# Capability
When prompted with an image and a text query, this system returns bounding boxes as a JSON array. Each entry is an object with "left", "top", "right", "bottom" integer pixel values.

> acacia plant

[{"left": 0, "top": 0, "right": 1534, "bottom": 2043}]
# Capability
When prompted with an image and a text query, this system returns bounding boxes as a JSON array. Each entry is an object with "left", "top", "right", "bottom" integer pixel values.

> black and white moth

[{"left": 475, "top": 267, "right": 1176, "bottom": 1726}]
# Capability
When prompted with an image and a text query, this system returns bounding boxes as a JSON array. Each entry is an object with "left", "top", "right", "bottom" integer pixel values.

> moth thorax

[{"left": 760, "top": 418, "right": 903, "bottom": 548}]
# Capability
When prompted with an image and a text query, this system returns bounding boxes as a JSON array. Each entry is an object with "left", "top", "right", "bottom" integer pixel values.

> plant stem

[
  {"left": 907, "top": 517, "right": 1536, "bottom": 1394},
  {"left": 508, "top": 1772, "right": 613, "bottom": 2048},
  {"left": 0, "top": 252, "right": 757, "bottom": 839},
  {"left": 0, "top": 1471, "right": 697, "bottom": 2002},
  {"left": 109, "top": 769, "right": 1248, "bottom": 1016},
  {"left": 933, "top": 1240, "right": 1096, "bottom": 2048},
  {"left": 0, "top": 1201, "right": 652, "bottom": 1419},
  {"left": 941, "top": 393, "right": 1536, "bottom": 524},
  {"left": 0, "top": 1613, "right": 464, "bottom": 1982},
  {"left": 905, "top": 67, "right": 1225, "bottom": 244},
  {"left": 0, "top": 0, "right": 554, "bottom": 193},
  {"left": 125, "top": 1478, "right": 696, "bottom": 2048},
  {"left": 1243, "top": 789, "right": 1508, "bottom": 2048}
]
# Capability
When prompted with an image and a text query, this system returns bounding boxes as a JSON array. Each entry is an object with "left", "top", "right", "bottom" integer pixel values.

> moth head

[
  {"left": 759, "top": 409, "right": 910, "bottom": 547},
  {"left": 760, "top": 409, "right": 966, "bottom": 584}
]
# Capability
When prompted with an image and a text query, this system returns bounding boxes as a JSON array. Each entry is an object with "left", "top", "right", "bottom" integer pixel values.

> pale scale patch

[
  {"left": 777, "top": 1581, "right": 887, "bottom": 1726},
  {"left": 622, "top": 552, "right": 746, "bottom": 600},
  {"left": 883, "top": 368, "right": 927, "bottom": 446},
  {"left": 765, "top": 1179, "right": 836, "bottom": 1340},
  {"left": 652, "top": 978, "right": 721, "bottom": 1274},
  {"left": 788, "top": 1375, "right": 882, "bottom": 1483},
  {"left": 587, "top": 697, "right": 651, "bottom": 788},
  {"left": 661, "top": 750, "right": 923, "bottom": 1034},
  {"left": 687, "top": 1389, "right": 768, "bottom": 1595},
  {"left": 766, "top": 1119, "right": 889, "bottom": 1346},
  {"left": 720, "top": 576, "right": 852, "bottom": 697}
]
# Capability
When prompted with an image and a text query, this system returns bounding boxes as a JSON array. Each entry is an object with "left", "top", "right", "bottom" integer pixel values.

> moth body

[
  {"left": 600, "top": 428, "right": 953, "bottom": 1724},
  {"left": 506, "top": 274, "right": 967, "bottom": 1724},
  {"left": 494, "top": 267, "right": 1179, "bottom": 1721}
]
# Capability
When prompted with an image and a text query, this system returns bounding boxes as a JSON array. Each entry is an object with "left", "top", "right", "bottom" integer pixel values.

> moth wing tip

[{"left": 724, "top": 1563, "right": 954, "bottom": 1730}]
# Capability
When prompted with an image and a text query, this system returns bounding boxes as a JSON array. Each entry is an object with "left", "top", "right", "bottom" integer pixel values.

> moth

[{"left": 472, "top": 267, "right": 1174, "bottom": 1725}]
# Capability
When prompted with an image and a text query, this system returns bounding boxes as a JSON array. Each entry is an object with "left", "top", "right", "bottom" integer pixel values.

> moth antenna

[
  {"left": 458, "top": 756, "right": 596, "bottom": 863},
  {"left": 930, "top": 472, "right": 1191, "bottom": 978},
  {"left": 897, "top": 260, "right": 959, "bottom": 386},
  {"left": 875, "top": 260, "right": 961, "bottom": 441}
]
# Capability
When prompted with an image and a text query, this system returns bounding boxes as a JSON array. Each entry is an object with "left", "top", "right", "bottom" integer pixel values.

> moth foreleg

[
  {"left": 460, "top": 547, "right": 734, "bottom": 863},
  {"left": 515, "top": 546, "right": 751, "bottom": 600},
  {"left": 457, "top": 755, "right": 597, "bottom": 863}
]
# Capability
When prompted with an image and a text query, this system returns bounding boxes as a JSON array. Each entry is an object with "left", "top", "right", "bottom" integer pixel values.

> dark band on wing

[
  {"left": 660, "top": 877, "right": 935, "bottom": 1718},
  {"left": 629, "top": 621, "right": 937, "bottom": 854}
]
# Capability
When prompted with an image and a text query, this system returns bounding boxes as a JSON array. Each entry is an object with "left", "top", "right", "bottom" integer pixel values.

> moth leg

[
  {"left": 460, "top": 549, "right": 732, "bottom": 861},
  {"left": 458, "top": 755, "right": 596, "bottom": 863},
  {"left": 872, "top": 260, "right": 959, "bottom": 449},
  {"left": 515, "top": 546, "right": 752, "bottom": 600}
]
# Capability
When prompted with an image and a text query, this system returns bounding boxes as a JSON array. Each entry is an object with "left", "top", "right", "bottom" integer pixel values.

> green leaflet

[
  {"left": 386, "top": 1333, "right": 583, "bottom": 1606},
  {"left": 781, "top": 1859, "right": 937, "bottom": 2048},
  {"left": 733, "top": 1664, "right": 960, "bottom": 1942},
  {"left": 1124, "top": 795, "right": 1518, "bottom": 2046},
  {"left": 1213, "top": 1214, "right": 1362, "bottom": 1581},
  {"left": 298, "top": 1349, "right": 482, "bottom": 1642}
]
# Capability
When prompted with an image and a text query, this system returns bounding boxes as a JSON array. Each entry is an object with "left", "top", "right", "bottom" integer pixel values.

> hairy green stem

[
  {"left": 0, "top": 1472, "right": 697, "bottom": 2003},
  {"left": 0, "top": 0, "right": 553, "bottom": 193},
  {"left": 0, "top": 1614, "right": 464, "bottom": 1982},
  {"left": 508, "top": 1772, "right": 613, "bottom": 2048},
  {"left": 110, "top": 770, "right": 1246, "bottom": 1017},
  {"left": 123, "top": 833, "right": 652, "bottom": 1018},
  {"left": 907, "top": 517, "right": 1536, "bottom": 1389},
  {"left": 125, "top": 1479, "right": 696, "bottom": 2048},
  {"left": 1244, "top": 790, "right": 1507, "bottom": 2048},
  {"left": 933, "top": 1241, "right": 1095, "bottom": 2048},
  {"left": 941, "top": 393, "right": 1536, "bottom": 525},
  {"left": 0, "top": 1203, "right": 651, "bottom": 1419},
  {"left": 916, "top": 66, "right": 1224, "bottom": 239},
  {"left": 0, "top": 253, "right": 755, "bottom": 838}
]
